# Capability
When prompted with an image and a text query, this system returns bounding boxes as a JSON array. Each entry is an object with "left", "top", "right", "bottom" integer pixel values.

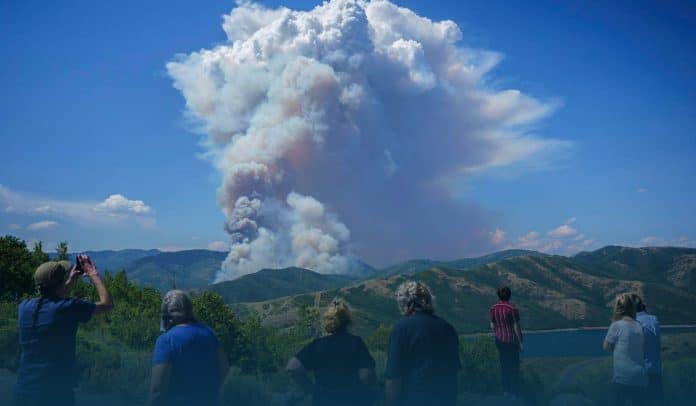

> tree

[
  {"left": 366, "top": 324, "right": 392, "bottom": 353},
  {"left": 56, "top": 241, "right": 69, "bottom": 260},
  {"left": 31, "top": 241, "right": 49, "bottom": 266},
  {"left": 192, "top": 291, "right": 244, "bottom": 364},
  {"left": 0, "top": 235, "right": 35, "bottom": 300}
]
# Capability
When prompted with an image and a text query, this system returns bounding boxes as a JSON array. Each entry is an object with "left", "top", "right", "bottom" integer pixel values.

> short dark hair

[{"left": 497, "top": 286, "right": 511, "bottom": 301}]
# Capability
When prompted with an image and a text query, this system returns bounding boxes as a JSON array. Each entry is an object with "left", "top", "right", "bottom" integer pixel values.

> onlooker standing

[
  {"left": 632, "top": 294, "right": 663, "bottom": 405},
  {"left": 603, "top": 294, "right": 648, "bottom": 405},
  {"left": 149, "top": 290, "right": 229, "bottom": 406},
  {"left": 287, "top": 299, "right": 376, "bottom": 406},
  {"left": 489, "top": 286, "right": 523, "bottom": 400},
  {"left": 15, "top": 256, "right": 113, "bottom": 406},
  {"left": 384, "top": 281, "right": 461, "bottom": 406}
]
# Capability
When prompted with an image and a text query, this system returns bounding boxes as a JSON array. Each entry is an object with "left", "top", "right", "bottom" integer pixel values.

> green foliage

[
  {"left": 0, "top": 235, "right": 38, "bottom": 300},
  {"left": 55, "top": 241, "right": 69, "bottom": 260},
  {"left": 193, "top": 291, "right": 244, "bottom": 362},
  {"left": 366, "top": 324, "right": 392, "bottom": 352},
  {"left": 0, "top": 300, "right": 19, "bottom": 370},
  {"left": 220, "top": 368, "right": 273, "bottom": 406},
  {"left": 459, "top": 336, "right": 500, "bottom": 394}
]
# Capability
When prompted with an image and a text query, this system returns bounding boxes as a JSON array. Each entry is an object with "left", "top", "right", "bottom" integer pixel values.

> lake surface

[{"left": 522, "top": 326, "right": 696, "bottom": 357}]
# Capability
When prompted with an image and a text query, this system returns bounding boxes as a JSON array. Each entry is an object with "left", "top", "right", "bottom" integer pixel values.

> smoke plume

[{"left": 167, "top": 0, "right": 560, "bottom": 280}]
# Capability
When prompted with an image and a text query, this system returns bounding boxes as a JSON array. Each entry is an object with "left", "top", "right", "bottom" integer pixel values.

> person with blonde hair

[
  {"left": 384, "top": 281, "right": 461, "bottom": 406},
  {"left": 603, "top": 293, "right": 648, "bottom": 405},
  {"left": 15, "top": 256, "right": 113, "bottom": 406},
  {"left": 287, "top": 299, "right": 375, "bottom": 406}
]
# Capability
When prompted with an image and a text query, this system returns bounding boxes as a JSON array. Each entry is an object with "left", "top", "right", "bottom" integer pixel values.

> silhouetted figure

[
  {"left": 287, "top": 299, "right": 376, "bottom": 406},
  {"left": 15, "top": 256, "right": 113, "bottom": 406},
  {"left": 384, "top": 281, "right": 461, "bottom": 406},
  {"left": 149, "top": 290, "right": 229, "bottom": 406},
  {"left": 603, "top": 294, "right": 647, "bottom": 405},
  {"left": 632, "top": 294, "right": 663, "bottom": 405},
  {"left": 489, "top": 286, "right": 523, "bottom": 400}
]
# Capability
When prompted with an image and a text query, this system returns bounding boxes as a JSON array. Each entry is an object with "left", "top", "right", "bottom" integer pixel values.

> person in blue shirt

[
  {"left": 632, "top": 294, "right": 663, "bottom": 405},
  {"left": 15, "top": 256, "right": 113, "bottom": 406},
  {"left": 286, "top": 299, "right": 376, "bottom": 406},
  {"left": 384, "top": 281, "right": 461, "bottom": 406},
  {"left": 149, "top": 290, "right": 229, "bottom": 406}
]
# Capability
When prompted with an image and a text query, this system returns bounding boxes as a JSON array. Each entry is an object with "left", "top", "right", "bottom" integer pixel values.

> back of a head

[
  {"left": 396, "top": 281, "right": 434, "bottom": 315},
  {"left": 34, "top": 261, "right": 72, "bottom": 297},
  {"left": 613, "top": 293, "right": 636, "bottom": 321},
  {"left": 162, "top": 289, "right": 195, "bottom": 330},
  {"left": 323, "top": 299, "right": 352, "bottom": 334},
  {"left": 497, "top": 286, "right": 512, "bottom": 301},
  {"left": 630, "top": 293, "right": 646, "bottom": 312}
]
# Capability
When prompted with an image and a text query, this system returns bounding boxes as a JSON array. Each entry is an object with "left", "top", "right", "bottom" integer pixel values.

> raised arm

[{"left": 79, "top": 255, "right": 113, "bottom": 315}]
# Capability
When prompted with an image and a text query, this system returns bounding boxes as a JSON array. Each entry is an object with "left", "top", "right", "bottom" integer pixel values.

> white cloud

[
  {"left": 0, "top": 184, "right": 154, "bottom": 227},
  {"left": 507, "top": 218, "right": 601, "bottom": 255},
  {"left": 207, "top": 240, "right": 229, "bottom": 251},
  {"left": 26, "top": 220, "right": 59, "bottom": 231},
  {"left": 8, "top": 223, "right": 22, "bottom": 230},
  {"left": 637, "top": 188, "right": 648, "bottom": 193},
  {"left": 490, "top": 228, "right": 506, "bottom": 245},
  {"left": 168, "top": 0, "right": 564, "bottom": 279},
  {"left": 93, "top": 194, "right": 152, "bottom": 215},
  {"left": 548, "top": 224, "right": 578, "bottom": 238}
]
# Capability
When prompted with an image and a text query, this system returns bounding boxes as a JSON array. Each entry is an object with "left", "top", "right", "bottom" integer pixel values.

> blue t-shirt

[
  {"left": 152, "top": 323, "right": 222, "bottom": 405},
  {"left": 15, "top": 297, "right": 95, "bottom": 394},
  {"left": 384, "top": 312, "right": 461, "bottom": 406},
  {"left": 636, "top": 311, "right": 662, "bottom": 376}
]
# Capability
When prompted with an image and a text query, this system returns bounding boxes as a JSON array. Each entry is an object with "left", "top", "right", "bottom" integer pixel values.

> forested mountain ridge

[{"left": 234, "top": 247, "right": 696, "bottom": 335}]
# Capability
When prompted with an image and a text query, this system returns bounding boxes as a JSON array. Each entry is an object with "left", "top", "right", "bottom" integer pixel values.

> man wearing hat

[{"left": 14, "top": 255, "right": 113, "bottom": 406}]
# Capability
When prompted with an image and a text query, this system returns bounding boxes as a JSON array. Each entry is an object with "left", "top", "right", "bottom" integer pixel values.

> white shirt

[{"left": 605, "top": 319, "right": 647, "bottom": 387}]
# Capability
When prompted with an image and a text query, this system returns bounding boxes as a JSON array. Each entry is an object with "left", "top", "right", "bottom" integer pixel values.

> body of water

[{"left": 522, "top": 326, "right": 696, "bottom": 357}]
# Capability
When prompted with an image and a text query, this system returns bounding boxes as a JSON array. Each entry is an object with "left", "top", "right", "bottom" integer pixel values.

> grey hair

[
  {"left": 162, "top": 290, "right": 195, "bottom": 327},
  {"left": 395, "top": 281, "right": 434, "bottom": 315}
]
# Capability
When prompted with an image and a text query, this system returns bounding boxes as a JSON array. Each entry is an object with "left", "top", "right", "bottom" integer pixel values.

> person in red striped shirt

[{"left": 489, "top": 286, "right": 523, "bottom": 400}]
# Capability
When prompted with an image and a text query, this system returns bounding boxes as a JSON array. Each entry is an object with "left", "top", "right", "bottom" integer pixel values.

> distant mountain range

[
  {"left": 56, "top": 249, "right": 225, "bottom": 291},
  {"left": 58, "top": 246, "right": 696, "bottom": 334},
  {"left": 234, "top": 246, "right": 696, "bottom": 335},
  {"left": 203, "top": 267, "right": 355, "bottom": 304}
]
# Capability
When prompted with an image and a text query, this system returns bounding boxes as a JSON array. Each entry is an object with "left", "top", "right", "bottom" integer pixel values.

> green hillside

[
  {"left": 53, "top": 249, "right": 161, "bottom": 273},
  {"left": 375, "top": 249, "right": 545, "bottom": 278},
  {"left": 125, "top": 249, "right": 227, "bottom": 291},
  {"left": 204, "top": 267, "right": 355, "bottom": 303},
  {"left": 237, "top": 247, "right": 696, "bottom": 336}
]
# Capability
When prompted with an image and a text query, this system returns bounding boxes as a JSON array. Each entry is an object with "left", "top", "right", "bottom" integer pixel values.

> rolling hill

[
  {"left": 53, "top": 249, "right": 161, "bottom": 273},
  {"left": 375, "top": 249, "right": 546, "bottom": 278},
  {"left": 235, "top": 246, "right": 696, "bottom": 336},
  {"left": 204, "top": 267, "right": 356, "bottom": 303},
  {"left": 125, "top": 249, "right": 227, "bottom": 291}
]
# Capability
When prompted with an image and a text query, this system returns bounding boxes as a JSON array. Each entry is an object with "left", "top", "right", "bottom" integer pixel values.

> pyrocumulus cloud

[{"left": 167, "top": 0, "right": 564, "bottom": 280}]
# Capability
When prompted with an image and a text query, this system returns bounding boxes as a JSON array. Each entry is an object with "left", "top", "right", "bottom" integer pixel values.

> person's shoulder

[
  {"left": 18, "top": 298, "right": 36, "bottom": 309},
  {"left": 194, "top": 322, "right": 216, "bottom": 335},
  {"left": 433, "top": 314, "right": 457, "bottom": 332}
]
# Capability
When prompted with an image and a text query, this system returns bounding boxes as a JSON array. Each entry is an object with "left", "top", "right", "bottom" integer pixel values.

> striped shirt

[{"left": 489, "top": 300, "right": 520, "bottom": 344}]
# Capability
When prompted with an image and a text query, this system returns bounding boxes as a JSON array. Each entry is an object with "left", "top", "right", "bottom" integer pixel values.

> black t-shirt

[
  {"left": 384, "top": 312, "right": 461, "bottom": 405},
  {"left": 296, "top": 331, "right": 375, "bottom": 406}
]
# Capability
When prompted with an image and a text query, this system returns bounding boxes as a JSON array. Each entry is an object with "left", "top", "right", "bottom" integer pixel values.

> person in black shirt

[
  {"left": 384, "top": 281, "right": 461, "bottom": 406},
  {"left": 287, "top": 299, "right": 376, "bottom": 406}
]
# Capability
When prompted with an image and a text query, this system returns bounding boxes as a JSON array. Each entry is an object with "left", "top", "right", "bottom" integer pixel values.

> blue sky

[{"left": 1, "top": 0, "right": 694, "bottom": 266}]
